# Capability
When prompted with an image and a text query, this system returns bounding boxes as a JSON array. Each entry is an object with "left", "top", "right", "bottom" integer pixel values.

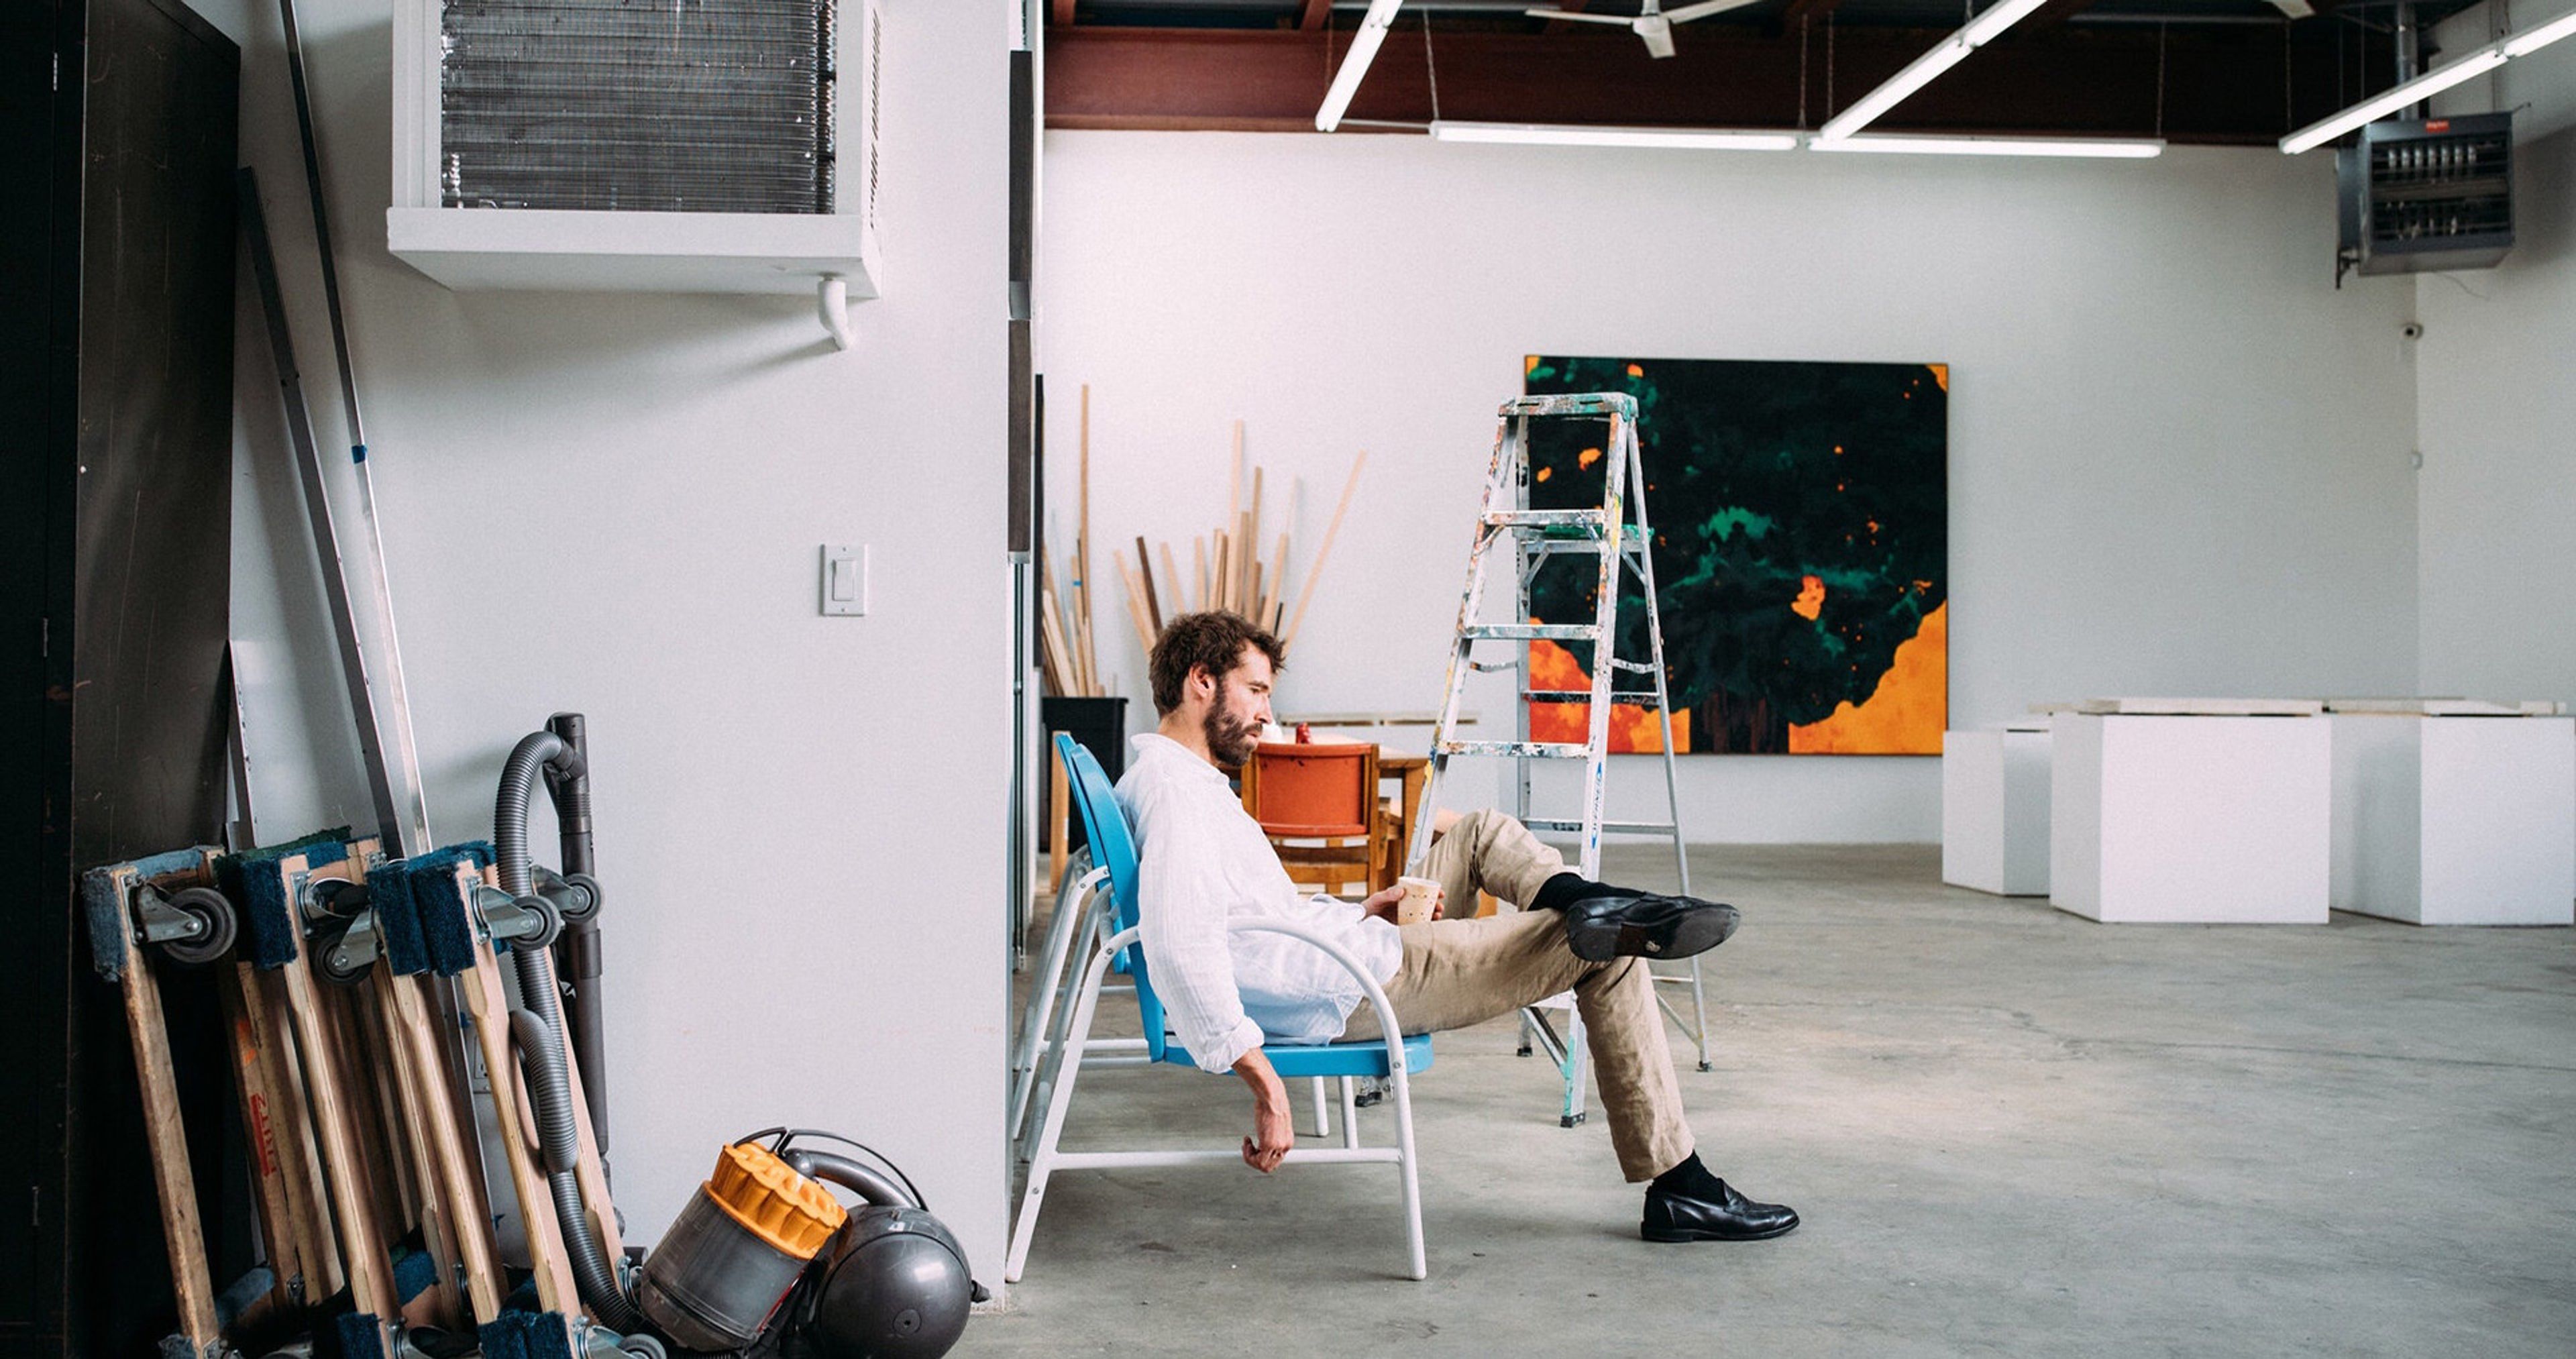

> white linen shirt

[{"left": 1113, "top": 732, "right": 1403, "bottom": 1073}]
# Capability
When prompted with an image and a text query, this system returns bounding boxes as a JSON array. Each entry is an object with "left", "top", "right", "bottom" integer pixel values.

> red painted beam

[{"left": 1044, "top": 23, "right": 2391, "bottom": 146}]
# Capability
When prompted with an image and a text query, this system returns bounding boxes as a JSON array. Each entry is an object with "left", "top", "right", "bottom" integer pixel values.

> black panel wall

[{"left": 1, "top": 0, "right": 239, "bottom": 1354}]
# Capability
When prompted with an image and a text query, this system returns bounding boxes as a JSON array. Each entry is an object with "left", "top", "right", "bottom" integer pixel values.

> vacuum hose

[
  {"left": 497, "top": 731, "right": 647, "bottom": 1334},
  {"left": 544, "top": 711, "right": 611, "bottom": 1151}
]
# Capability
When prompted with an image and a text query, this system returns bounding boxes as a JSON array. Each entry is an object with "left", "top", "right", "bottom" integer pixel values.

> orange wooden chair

[{"left": 1240, "top": 741, "right": 1388, "bottom": 897}]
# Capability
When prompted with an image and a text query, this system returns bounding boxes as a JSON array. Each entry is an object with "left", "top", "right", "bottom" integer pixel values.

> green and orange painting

[{"left": 1521, "top": 356, "right": 1949, "bottom": 756}]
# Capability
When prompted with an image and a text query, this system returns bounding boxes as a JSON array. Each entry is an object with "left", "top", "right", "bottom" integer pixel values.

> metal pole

[
  {"left": 239, "top": 169, "right": 410, "bottom": 854},
  {"left": 2394, "top": 1, "right": 2420, "bottom": 118},
  {"left": 276, "top": 0, "right": 433, "bottom": 858}
]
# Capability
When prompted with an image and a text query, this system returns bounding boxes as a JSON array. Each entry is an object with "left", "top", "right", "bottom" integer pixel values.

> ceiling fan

[{"left": 1523, "top": 0, "right": 1768, "bottom": 58}]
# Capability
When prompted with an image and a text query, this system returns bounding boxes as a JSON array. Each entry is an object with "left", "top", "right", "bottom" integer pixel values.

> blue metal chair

[{"left": 1006, "top": 735, "right": 1432, "bottom": 1283}]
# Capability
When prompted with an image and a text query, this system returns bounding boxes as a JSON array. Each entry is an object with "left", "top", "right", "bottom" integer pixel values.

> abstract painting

[{"left": 1520, "top": 356, "right": 1948, "bottom": 755}]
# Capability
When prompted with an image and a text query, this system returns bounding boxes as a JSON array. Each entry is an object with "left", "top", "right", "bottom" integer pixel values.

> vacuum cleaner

[
  {"left": 633, "top": 1131, "right": 977, "bottom": 1359},
  {"left": 494, "top": 722, "right": 984, "bottom": 1359}
]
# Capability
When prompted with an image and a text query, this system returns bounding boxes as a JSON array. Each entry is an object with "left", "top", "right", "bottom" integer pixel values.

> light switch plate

[{"left": 821, "top": 544, "right": 868, "bottom": 616}]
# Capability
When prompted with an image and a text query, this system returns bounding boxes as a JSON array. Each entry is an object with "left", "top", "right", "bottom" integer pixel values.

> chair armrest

[
  {"left": 1093, "top": 919, "right": 1413, "bottom": 1075},
  {"left": 1225, "top": 919, "right": 1412, "bottom": 1073}
]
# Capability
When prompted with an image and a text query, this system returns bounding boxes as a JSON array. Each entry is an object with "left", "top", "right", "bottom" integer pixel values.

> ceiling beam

[
  {"left": 2021, "top": 0, "right": 2099, "bottom": 36},
  {"left": 1299, "top": 0, "right": 1331, "bottom": 30},
  {"left": 1052, "top": 0, "right": 1075, "bottom": 27},
  {"left": 1541, "top": 1, "right": 1597, "bottom": 37},
  {"left": 1045, "top": 22, "right": 2396, "bottom": 146}
]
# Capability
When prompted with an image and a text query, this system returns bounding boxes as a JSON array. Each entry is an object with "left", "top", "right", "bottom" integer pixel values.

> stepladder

[{"left": 1405, "top": 392, "right": 1711, "bottom": 1128}]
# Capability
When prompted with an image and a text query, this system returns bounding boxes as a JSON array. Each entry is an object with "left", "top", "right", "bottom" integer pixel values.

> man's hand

[
  {"left": 1359, "top": 881, "right": 1441, "bottom": 923},
  {"left": 1358, "top": 884, "right": 1407, "bottom": 922},
  {"left": 1232, "top": 1048, "right": 1295, "bottom": 1173}
]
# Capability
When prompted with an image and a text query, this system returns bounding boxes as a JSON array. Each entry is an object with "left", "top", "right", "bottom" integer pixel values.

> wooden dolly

[
  {"left": 409, "top": 847, "right": 586, "bottom": 1350},
  {"left": 79, "top": 847, "right": 247, "bottom": 1358},
  {"left": 219, "top": 929, "right": 341, "bottom": 1311},
  {"left": 222, "top": 832, "right": 421, "bottom": 1354}
]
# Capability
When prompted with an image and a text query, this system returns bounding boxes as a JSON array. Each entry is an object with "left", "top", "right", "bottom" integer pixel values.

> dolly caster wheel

[
  {"left": 158, "top": 887, "right": 237, "bottom": 967},
  {"left": 313, "top": 924, "right": 372, "bottom": 987},
  {"left": 516, "top": 893, "right": 564, "bottom": 950}
]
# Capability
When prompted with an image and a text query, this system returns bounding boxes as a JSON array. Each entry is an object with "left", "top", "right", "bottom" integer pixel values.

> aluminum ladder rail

[{"left": 1403, "top": 393, "right": 1709, "bottom": 1130}]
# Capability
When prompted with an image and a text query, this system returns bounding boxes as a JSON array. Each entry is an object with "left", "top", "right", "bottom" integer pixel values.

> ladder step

[
  {"left": 1461, "top": 624, "right": 1599, "bottom": 642},
  {"left": 1483, "top": 510, "right": 1607, "bottom": 533},
  {"left": 1523, "top": 690, "right": 1666, "bottom": 703},
  {"left": 1517, "top": 539, "right": 1639, "bottom": 560},
  {"left": 1609, "top": 658, "right": 1658, "bottom": 673},
  {"left": 1436, "top": 740, "right": 1591, "bottom": 759},
  {"left": 1521, "top": 819, "right": 1681, "bottom": 834},
  {"left": 1503, "top": 393, "right": 1636, "bottom": 419}
]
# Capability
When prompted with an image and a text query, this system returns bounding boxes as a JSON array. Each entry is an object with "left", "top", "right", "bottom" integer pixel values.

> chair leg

[
  {"left": 1006, "top": 942, "right": 1119, "bottom": 1283},
  {"left": 1340, "top": 1077, "right": 1358, "bottom": 1150},
  {"left": 1386, "top": 1062, "right": 1427, "bottom": 1281},
  {"left": 1020, "top": 905, "right": 1114, "bottom": 1162},
  {"left": 1010, "top": 872, "right": 1099, "bottom": 1141},
  {"left": 1309, "top": 1077, "right": 1328, "bottom": 1138}
]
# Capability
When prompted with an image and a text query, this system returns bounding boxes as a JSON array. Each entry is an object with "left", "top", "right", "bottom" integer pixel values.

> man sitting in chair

[{"left": 1114, "top": 610, "right": 1799, "bottom": 1242}]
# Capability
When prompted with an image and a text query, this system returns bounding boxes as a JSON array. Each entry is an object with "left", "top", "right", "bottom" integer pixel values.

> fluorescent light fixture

[
  {"left": 1816, "top": 0, "right": 2051, "bottom": 142},
  {"left": 1813, "top": 41, "right": 1974, "bottom": 140},
  {"left": 2278, "top": 49, "right": 2506, "bottom": 153},
  {"left": 2281, "top": 7, "right": 2576, "bottom": 154},
  {"left": 1431, "top": 121, "right": 1799, "bottom": 151},
  {"left": 2502, "top": 7, "right": 2576, "bottom": 57},
  {"left": 1316, "top": 0, "right": 1407, "bottom": 133},
  {"left": 1809, "top": 133, "right": 2165, "bottom": 158}
]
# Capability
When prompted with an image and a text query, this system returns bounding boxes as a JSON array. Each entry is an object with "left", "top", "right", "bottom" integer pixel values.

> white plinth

[
  {"left": 1943, "top": 726, "right": 2052, "bottom": 895},
  {"left": 2329, "top": 714, "right": 2575, "bottom": 926},
  {"left": 2050, "top": 713, "right": 2330, "bottom": 924}
]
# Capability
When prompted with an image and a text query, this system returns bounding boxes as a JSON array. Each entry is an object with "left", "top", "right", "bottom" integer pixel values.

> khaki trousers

[{"left": 1336, "top": 810, "right": 1693, "bottom": 1182}]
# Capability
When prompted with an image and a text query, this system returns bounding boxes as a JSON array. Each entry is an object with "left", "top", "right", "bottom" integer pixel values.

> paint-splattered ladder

[{"left": 1403, "top": 394, "right": 1711, "bottom": 1128}]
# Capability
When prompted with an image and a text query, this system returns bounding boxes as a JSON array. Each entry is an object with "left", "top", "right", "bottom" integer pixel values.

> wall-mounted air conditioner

[{"left": 389, "top": 0, "right": 881, "bottom": 339}]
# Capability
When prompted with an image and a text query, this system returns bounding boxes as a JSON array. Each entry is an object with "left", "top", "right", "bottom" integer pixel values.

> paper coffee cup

[{"left": 1395, "top": 875, "right": 1442, "bottom": 926}]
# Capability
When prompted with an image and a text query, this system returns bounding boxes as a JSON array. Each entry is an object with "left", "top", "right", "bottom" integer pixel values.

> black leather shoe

[
  {"left": 1562, "top": 893, "right": 1739, "bottom": 963},
  {"left": 1642, "top": 1178, "right": 1801, "bottom": 1242}
]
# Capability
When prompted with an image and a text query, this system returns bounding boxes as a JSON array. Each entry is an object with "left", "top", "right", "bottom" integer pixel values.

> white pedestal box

[
  {"left": 1943, "top": 723, "right": 2051, "bottom": 895},
  {"left": 2328, "top": 714, "right": 2575, "bottom": 926},
  {"left": 2050, "top": 713, "right": 2331, "bottom": 924}
]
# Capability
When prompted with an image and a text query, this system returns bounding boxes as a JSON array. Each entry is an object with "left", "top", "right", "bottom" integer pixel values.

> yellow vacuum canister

[{"left": 635, "top": 1140, "right": 849, "bottom": 1351}]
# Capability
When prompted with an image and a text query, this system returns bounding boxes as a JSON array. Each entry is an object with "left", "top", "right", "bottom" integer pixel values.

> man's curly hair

[{"left": 1149, "top": 610, "right": 1286, "bottom": 715}]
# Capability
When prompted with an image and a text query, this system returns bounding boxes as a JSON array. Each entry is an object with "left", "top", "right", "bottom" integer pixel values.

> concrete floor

[{"left": 969, "top": 845, "right": 2576, "bottom": 1358}]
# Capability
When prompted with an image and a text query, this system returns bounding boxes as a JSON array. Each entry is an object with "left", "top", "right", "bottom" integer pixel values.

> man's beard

[{"left": 1203, "top": 705, "right": 1260, "bottom": 767}]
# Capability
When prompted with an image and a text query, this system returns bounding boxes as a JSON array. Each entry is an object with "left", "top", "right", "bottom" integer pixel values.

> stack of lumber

[{"left": 1038, "top": 385, "right": 1364, "bottom": 695}]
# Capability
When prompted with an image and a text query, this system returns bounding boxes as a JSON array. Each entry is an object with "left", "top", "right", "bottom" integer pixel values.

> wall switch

[{"left": 822, "top": 544, "right": 868, "bottom": 616}]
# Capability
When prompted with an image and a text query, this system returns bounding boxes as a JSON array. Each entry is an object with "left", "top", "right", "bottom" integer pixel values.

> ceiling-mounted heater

[
  {"left": 2335, "top": 113, "right": 2513, "bottom": 286},
  {"left": 390, "top": 0, "right": 882, "bottom": 347}
]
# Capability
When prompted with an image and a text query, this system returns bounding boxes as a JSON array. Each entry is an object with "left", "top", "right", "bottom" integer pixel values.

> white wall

[
  {"left": 201, "top": 0, "right": 1014, "bottom": 1281},
  {"left": 2420, "top": 3, "right": 2576, "bottom": 707},
  {"left": 1037, "top": 132, "right": 2421, "bottom": 844}
]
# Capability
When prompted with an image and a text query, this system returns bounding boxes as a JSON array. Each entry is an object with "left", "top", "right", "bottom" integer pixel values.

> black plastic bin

[{"left": 1040, "top": 695, "right": 1128, "bottom": 855}]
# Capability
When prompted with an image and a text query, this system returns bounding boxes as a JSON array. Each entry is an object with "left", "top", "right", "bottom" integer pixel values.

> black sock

[
  {"left": 1527, "top": 871, "right": 1643, "bottom": 914},
  {"left": 1650, "top": 1151, "right": 1722, "bottom": 1197}
]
